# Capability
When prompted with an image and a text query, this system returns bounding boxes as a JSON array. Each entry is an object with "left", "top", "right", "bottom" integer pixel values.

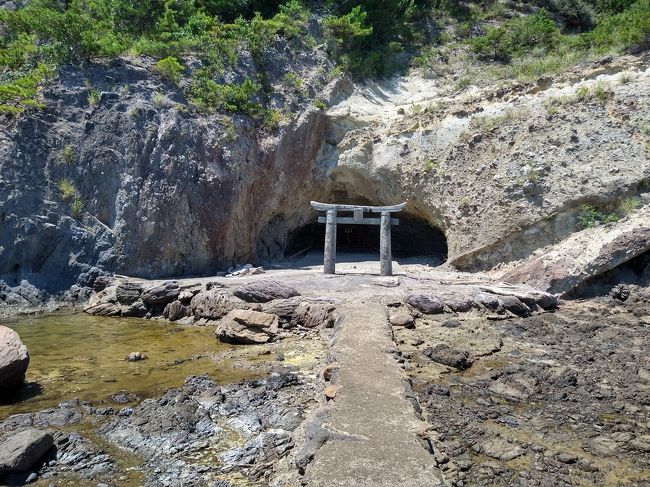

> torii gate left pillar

[{"left": 310, "top": 201, "right": 407, "bottom": 276}]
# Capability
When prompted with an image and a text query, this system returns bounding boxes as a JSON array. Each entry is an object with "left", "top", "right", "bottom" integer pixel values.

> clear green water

[{"left": 0, "top": 312, "right": 255, "bottom": 418}]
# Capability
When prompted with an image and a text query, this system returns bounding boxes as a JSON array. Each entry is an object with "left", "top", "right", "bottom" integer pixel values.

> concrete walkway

[{"left": 304, "top": 302, "right": 445, "bottom": 487}]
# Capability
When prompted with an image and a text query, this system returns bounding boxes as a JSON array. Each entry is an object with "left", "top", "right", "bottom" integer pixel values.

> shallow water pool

[{"left": 0, "top": 312, "right": 254, "bottom": 418}]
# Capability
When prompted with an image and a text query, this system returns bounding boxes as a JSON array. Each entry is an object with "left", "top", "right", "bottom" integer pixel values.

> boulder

[
  {"left": 87, "top": 286, "right": 117, "bottom": 307},
  {"left": 115, "top": 281, "right": 143, "bottom": 304},
  {"left": 445, "top": 297, "right": 475, "bottom": 313},
  {"left": 293, "top": 302, "right": 336, "bottom": 329},
  {"left": 141, "top": 281, "right": 180, "bottom": 305},
  {"left": 121, "top": 300, "right": 148, "bottom": 318},
  {"left": 191, "top": 290, "right": 234, "bottom": 319},
  {"left": 233, "top": 280, "right": 300, "bottom": 303},
  {"left": 164, "top": 300, "right": 190, "bottom": 321},
  {"left": 405, "top": 293, "right": 444, "bottom": 314},
  {"left": 0, "top": 326, "right": 30, "bottom": 391},
  {"left": 0, "top": 429, "right": 53, "bottom": 473},
  {"left": 499, "top": 295, "right": 531, "bottom": 317},
  {"left": 426, "top": 344, "right": 472, "bottom": 370},
  {"left": 92, "top": 275, "right": 113, "bottom": 292},
  {"left": 261, "top": 297, "right": 303, "bottom": 325},
  {"left": 84, "top": 302, "right": 121, "bottom": 317},
  {"left": 473, "top": 292, "right": 501, "bottom": 311},
  {"left": 388, "top": 307, "right": 415, "bottom": 328},
  {"left": 216, "top": 309, "right": 279, "bottom": 344}
]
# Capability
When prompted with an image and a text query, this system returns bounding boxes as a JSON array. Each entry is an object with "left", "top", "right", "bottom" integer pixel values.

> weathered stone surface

[
  {"left": 215, "top": 309, "right": 279, "bottom": 344},
  {"left": 141, "top": 281, "right": 180, "bottom": 305},
  {"left": 502, "top": 212, "right": 650, "bottom": 294},
  {"left": 475, "top": 437, "right": 526, "bottom": 461},
  {"left": 426, "top": 344, "right": 472, "bottom": 370},
  {"left": 87, "top": 286, "right": 117, "bottom": 307},
  {"left": 115, "top": 282, "right": 143, "bottom": 304},
  {"left": 0, "top": 429, "right": 53, "bottom": 473},
  {"left": 164, "top": 300, "right": 190, "bottom": 321},
  {"left": 498, "top": 295, "right": 531, "bottom": 317},
  {"left": 233, "top": 280, "right": 300, "bottom": 303},
  {"left": 294, "top": 302, "right": 336, "bottom": 329},
  {"left": 190, "top": 290, "right": 234, "bottom": 319},
  {"left": 0, "top": 325, "right": 29, "bottom": 391},
  {"left": 445, "top": 297, "right": 475, "bottom": 313},
  {"left": 473, "top": 292, "right": 501, "bottom": 311},
  {"left": 405, "top": 293, "right": 444, "bottom": 314},
  {"left": 92, "top": 276, "right": 113, "bottom": 292},
  {"left": 84, "top": 302, "right": 121, "bottom": 317},
  {"left": 388, "top": 307, "right": 415, "bottom": 328},
  {"left": 261, "top": 297, "right": 303, "bottom": 325},
  {"left": 120, "top": 300, "right": 148, "bottom": 318}
]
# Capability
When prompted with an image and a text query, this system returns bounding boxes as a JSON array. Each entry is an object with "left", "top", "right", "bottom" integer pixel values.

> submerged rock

[
  {"left": 216, "top": 309, "right": 279, "bottom": 344},
  {"left": 0, "top": 429, "right": 53, "bottom": 473},
  {"left": 233, "top": 280, "right": 300, "bottom": 303},
  {"left": 0, "top": 325, "right": 30, "bottom": 391}
]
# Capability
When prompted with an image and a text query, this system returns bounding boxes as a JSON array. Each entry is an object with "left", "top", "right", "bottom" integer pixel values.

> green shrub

[
  {"left": 71, "top": 197, "right": 85, "bottom": 219},
  {"left": 577, "top": 204, "right": 619, "bottom": 228},
  {"left": 551, "top": 0, "right": 595, "bottom": 30},
  {"left": 470, "top": 11, "right": 559, "bottom": 60},
  {"left": 188, "top": 72, "right": 262, "bottom": 115},
  {"left": 314, "top": 99, "right": 327, "bottom": 110},
  {"left": 87, "top": 89, "right": 100, "bottom": 106},
  {"left": 619, "top": 197, "right": 641, "bottom": 214},
  {"left": 62, "top": 144, "right": 74, "bottom": 165},
  {"left": 262, "top": 108, "right": 286, "bottom": 130},
  {"left": 155, "top": 56, "right": 184, "bottom": 85},
  {"left": 58, "top": 179, "right": 76, "bottom": 201}
]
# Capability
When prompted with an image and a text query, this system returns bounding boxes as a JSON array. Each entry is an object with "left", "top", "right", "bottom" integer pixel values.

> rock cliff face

[
  {"left": 0, "top": 47, "right": 648, "bottom": 295},
  {"left": 0, "top": 45, "right": 337, "bottom": 292}
]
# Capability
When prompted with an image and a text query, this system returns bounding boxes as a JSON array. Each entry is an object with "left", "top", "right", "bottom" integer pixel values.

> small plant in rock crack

[
  {"left": 619, "top": 72, "right": 634, "bottom": 84},
  {"left": 283, "top": 72, "right": 303, "bottom": 90},
  {"left": 577, "top": 204, "right": 619, "bottom": 229},
  {"left": 62, "top": 144, "right": 74, "bottom": 165},
  {"left": 87, "top": 89, "right": 100, "bottom": 106},
  {"left": 423, "top": 158, "right": 437, "bottom": 172},
  {"left": 592, "top": 82, "right": 609, "bottom": 102},
  {"left": 619, "top": 197, "right": 642, "bottom": 215},
  {"left": 58, "top": 179, "right": 76, "bottom": 201},
  {"left": 152, "top": 92, "right": 167, "bottom": 108},
  {"left": 314, "top": 99, "right": 327, "bottom": 110},
  {"left": 71, "top": 197, "right": 85, "bottom": 220}
]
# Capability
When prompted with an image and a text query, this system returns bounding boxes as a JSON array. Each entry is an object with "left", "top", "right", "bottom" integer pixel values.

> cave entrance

[{"left": 285, "top": 214, "right": 447, "bottom": 266}]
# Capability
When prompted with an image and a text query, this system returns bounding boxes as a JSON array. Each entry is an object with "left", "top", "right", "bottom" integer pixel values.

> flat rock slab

[
  {"left": 303, "top": 304, "right": 444, "bottom": 487},
  {"left": 233, "top": 280, "right": 300, "bottom": 303}
]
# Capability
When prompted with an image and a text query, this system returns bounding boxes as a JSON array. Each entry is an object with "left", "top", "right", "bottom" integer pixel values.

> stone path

[{"left": 304, "top": 301, "right": 445, "bottom": 487}]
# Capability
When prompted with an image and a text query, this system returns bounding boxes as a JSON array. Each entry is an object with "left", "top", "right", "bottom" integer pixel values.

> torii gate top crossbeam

[{"left": 310, "top": 201, "right": 406, "bottom": 213}]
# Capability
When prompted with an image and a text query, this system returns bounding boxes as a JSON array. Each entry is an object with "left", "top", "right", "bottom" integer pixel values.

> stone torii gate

[{"left": 310, "top": 201, "right": 407, "bottom": 276}]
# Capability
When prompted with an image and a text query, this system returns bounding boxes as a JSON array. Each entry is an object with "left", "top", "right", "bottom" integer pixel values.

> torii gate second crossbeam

[{"left": 310, "top": 201, "right": 407, "bottom": 276}]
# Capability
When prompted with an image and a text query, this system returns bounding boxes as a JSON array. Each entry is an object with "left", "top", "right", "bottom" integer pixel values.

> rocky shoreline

[{"left": 1, "top": 263, "right": 649, "bottom": 486}]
